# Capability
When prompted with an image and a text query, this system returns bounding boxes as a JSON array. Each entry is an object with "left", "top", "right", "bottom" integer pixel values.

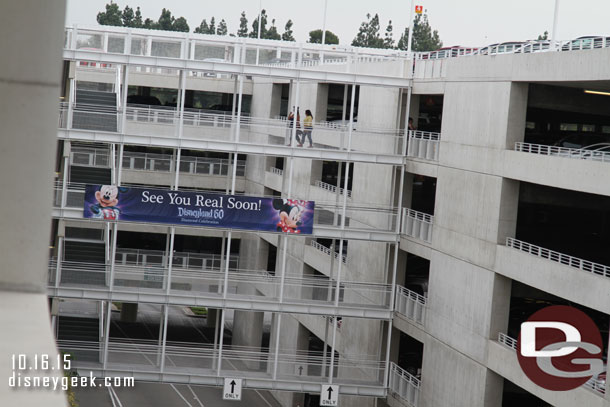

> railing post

[{"left": 55, "top": 236, "right": 63, "bottom": 289}]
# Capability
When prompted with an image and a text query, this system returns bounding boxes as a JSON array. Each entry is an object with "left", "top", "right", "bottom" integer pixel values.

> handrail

[
  {"left": 498, "top": 332, "right": 518, "bottom": 350},
  {"left": 403, "top": 208, "right": 433, "bottom": 224},
  {"left": 515, "top": 142, "right": 610, "bottom": 163},
  {"left": 506, "top": 237, "right": 610, "bottom": 278},
  {"left": 270, "top": 167, "right": 283, "bottom": 176},
  {"left": 390, "top": 362, "right": 420, "bottom": 388},
  {"left": 396, "top": 285, "right": 427, "bottom": 306},
  {"left": 408, "top": 130, "right": 440, "bottom": 141},
  {"left": 314, "top": 180, "right": 352, "bottom": 198},
  {"left": 310, "top": 240, "right": 347, "bottom": 264}
]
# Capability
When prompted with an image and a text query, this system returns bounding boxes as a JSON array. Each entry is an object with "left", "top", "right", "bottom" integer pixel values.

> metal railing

[
  {"left": 401, "top": 209, "right": 433, "bottom": 243},
  {"left": 50, "top": 259, "right": 392, "bottom": 310},
  {"left": 59, "top": 103, "right": 406, "bottom": 156},
  {"left": 395, "top": 286, "right": 426, "bottom": 325},
  {"left": 270, "top": 167, "right": 283, "bottom": 176},
  {"left": 314, "top": 180, "right": 352, "bottom": 198},
  {"left": 70, "top": 148, "right": 110, "bottom": 168},
  {"left": 121, "top": 151, "right": 246, "bottom": 176},
  {"left": 515, "top": 142, "right": 610, "bottom": 163},
  {"left": 389, "top": 362, "right": 420, "bottom": 406},
  {"left": 506, "top": 237, "right": 610, "bottom": 278},
  {"left": 58, "top": 339, "right": 387, "bottom": 389},
  {"left": 310, "top": 240, "right": 347, "bottom": 265},
  {"left": 498, "top": 333, "right": 605, "bottom": 396},
  {"left": 407, "top": 130, "right": 440, "bottom": 161},
  {"left": 498, "top": 332, "right": 518, "bottom": 350},
  {"left": 65, "top": 25, "right": 408, "bottom": 71},
  {"left": 114, "top": 248, "right": 239, "bottom": 270}
]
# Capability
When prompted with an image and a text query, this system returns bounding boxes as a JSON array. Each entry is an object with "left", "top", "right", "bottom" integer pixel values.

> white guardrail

[
  {"left": 270, "top": 167, "right": 283, "bottom": 176},
  {"left": 498, "top": 333, "right": 605, "bottom": 395},
  {"left": 395, "top": 286, "right": 426, "bottom": 325},
  {"left": 57, "top": 339, "right": 387, "bottom": 389},
  {"left": 310, "top": 240, "right": 347, "bottom": 265},
  {"left": 515, "top": 142, "right": 610, "bottom": 163},
  {"left": 389, "top": 362, "right": 420, "bottom": 406},
  {"left": 407, "top": 130, "right": 440, "bottom": 161},
  {"left": 69, "top": 148, "right": 246, "bottom": 176},
  {"left": 314, "top": 180, "right": 352, "bottom": 198},
  {"left": 401, "top": 208, "right": 433, "bottom": 243},
  {"left": 506, "top": 237, "right": 610, "bottom": 278}
]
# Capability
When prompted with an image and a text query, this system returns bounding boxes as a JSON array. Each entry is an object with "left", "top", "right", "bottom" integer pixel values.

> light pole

[
  {"left": 406, "top": 0, "right": 416, "bottom": 56},
  {"left": 550, "top": 0, "right": 560, "bottom": 49},
  {"left": 255, "top": 0, "right": 262, "bottom": 65},
  {"left": 322, "top": 0, "right": 328, "bottom": 45}
]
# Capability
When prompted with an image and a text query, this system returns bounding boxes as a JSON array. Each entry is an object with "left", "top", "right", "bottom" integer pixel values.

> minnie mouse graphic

[
  {"left": 272, "top": 198, "right": 308, "bottom": 234},
  {"left": 90, "top": 185, "right": 127, "bottom": 220}
]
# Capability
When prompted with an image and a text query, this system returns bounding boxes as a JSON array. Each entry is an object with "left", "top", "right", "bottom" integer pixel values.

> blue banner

[{"left": 83, "top": 185, "right": 315, "bottom": 235}]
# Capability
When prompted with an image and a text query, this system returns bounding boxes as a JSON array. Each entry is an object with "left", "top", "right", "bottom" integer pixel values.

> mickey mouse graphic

[
  {"left": 90, "top": 185, "right": 127, "bottom": 220},
  {"left": 272, "top": 198, "right": 308, "bottom": 234}
]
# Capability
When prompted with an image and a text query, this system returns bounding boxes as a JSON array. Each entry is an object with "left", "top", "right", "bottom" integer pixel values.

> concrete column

[
  {"left": 505, "top": 83, "right": 529, "bottom": 148},
  {"left": 232, "top": 311, "right": 264, "bottom": 369},
  {"left": 0, "top": 1, "right": 67, "bottom": 405},
  {"left": 206, "top": 308, "right": 219, "bottom": 328},
  {"left": 120, "top": 303, "right": 138, "bottom": 323}
]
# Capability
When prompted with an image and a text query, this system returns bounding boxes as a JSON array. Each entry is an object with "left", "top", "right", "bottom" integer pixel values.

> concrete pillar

[
  {"left": 269, "top": 316, "right": 309, "bottom": 407},
  {"left": 206, "top": 308, "right": 219, "bottom": 328},
  {"left": 505, "top": 83, "right": 529, "bottom": 148},
  {"left": 496, "top": 179, "right": 520, "bottom": 244},
  {"left": 120, "top": 303, "right": 138, "bottom": 323},
  {"left": 0, "top": 1, "right": 67, "bottom": 405},
  {"left": 232, "top": 311, "right": 264, "bottom": 369}
]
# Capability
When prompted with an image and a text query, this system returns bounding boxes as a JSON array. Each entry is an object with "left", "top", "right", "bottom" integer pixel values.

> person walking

[
  {"left": 300, "top": 110, "right": 314, "bottom": 147},
  {"left": 287, "top": 107, "right": 302, "bottom": 146}
]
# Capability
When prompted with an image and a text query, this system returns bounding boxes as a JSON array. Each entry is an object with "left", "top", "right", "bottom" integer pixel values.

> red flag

[{"left": 415, "top": 5, "right": 423, "bottom": 14}]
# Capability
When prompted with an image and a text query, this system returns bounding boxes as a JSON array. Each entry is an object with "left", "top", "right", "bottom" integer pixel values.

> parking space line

[{"left": 171, "top": 384, "right": 195, "bottom": 407}]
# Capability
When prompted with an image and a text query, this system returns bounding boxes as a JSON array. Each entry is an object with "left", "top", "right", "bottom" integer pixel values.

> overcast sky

[{"left": 66, "top": 0, "right": 610, "bottom": 47}]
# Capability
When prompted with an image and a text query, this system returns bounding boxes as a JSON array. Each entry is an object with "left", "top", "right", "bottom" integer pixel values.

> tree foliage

[
  {"left": 282, "top": 20, "right": 296, "bottom": 42},
  {"left": 217, "top": 19, "right": 228, "bottom": 36},
  {"left": 537, "top": 30, "right": 549, "bottom": 40},
  {"left": 237, "top": 11, "right": 248, "bottom": 37},
  {"left": 352, "top": 13, "right": 384, "bottom": 48},
  {"left": 397, "top": 13, "right": 442, "bottom": 52},
  {"left": 308, "top": 29, "right": 339, "bottom": 45},
  {"left": 266, "top": 19, "right": 281, "bottom": 40},
  {"left": 97, "top": 3, "right": 189, "bottom": 32},
  {"left": 97, "top": 1, "right": 122, "bottom": 26},
  {"left": 249, "top": 10, "right": 269, "bottom": 38}
]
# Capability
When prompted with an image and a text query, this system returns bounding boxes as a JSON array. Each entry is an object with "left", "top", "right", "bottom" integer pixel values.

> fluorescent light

[{"left": 584, "top": 90, "right": 610, "bottom": 96}]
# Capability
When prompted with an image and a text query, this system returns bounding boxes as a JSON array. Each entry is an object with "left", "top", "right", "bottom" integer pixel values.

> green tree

[
  {"left": 217, "top": 19, "right": 228, "bottom": 36},
  {"left": 133, "top": 6, "right": 143, "bottom": 27},
  {"left": 208, "top": 17, "right": 216, "bottom": 34},
  {"left": 143, "top": 18, "right": 154, "bottom": 29},
  {"left": 250, "top": 9, "right": 269, "bottom": 38},
  {"left": 352, "top": 13, "right": 383, "bottom": 48},
  {"left": 266, "top": 19, "right": 281, "bottom": 40},
  {"left": 538, "top": 30, "right": 549, "bottom": 40},
  {"left": 383, "top": 20, "right": 394, "bottom": 48},
  {"left": 195, "top": 19, "right": 210, "bottom": 34},
  {"left": 237, "top": 11, "right": 248, "bottom": 37},
  {"left": 97, "top": 1, "right": 123, "bottom": 26},
  {"left": 282, "top": 20, "right": 296, "bottom": 41},
  {"left": 156, "top": 8, "right": 174, "bottom": 31},
  {"left": 122, "top": 6, "right": 134, "bottom": 27},
  {"left": 397, "top": 12, "right": 443, "bottom": 52},
  {"left": 308, "top": 29, "right": 339, "bottom": 45},
  {"left": 173, "top": 16, "right": 189, "bottom": 32}
]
